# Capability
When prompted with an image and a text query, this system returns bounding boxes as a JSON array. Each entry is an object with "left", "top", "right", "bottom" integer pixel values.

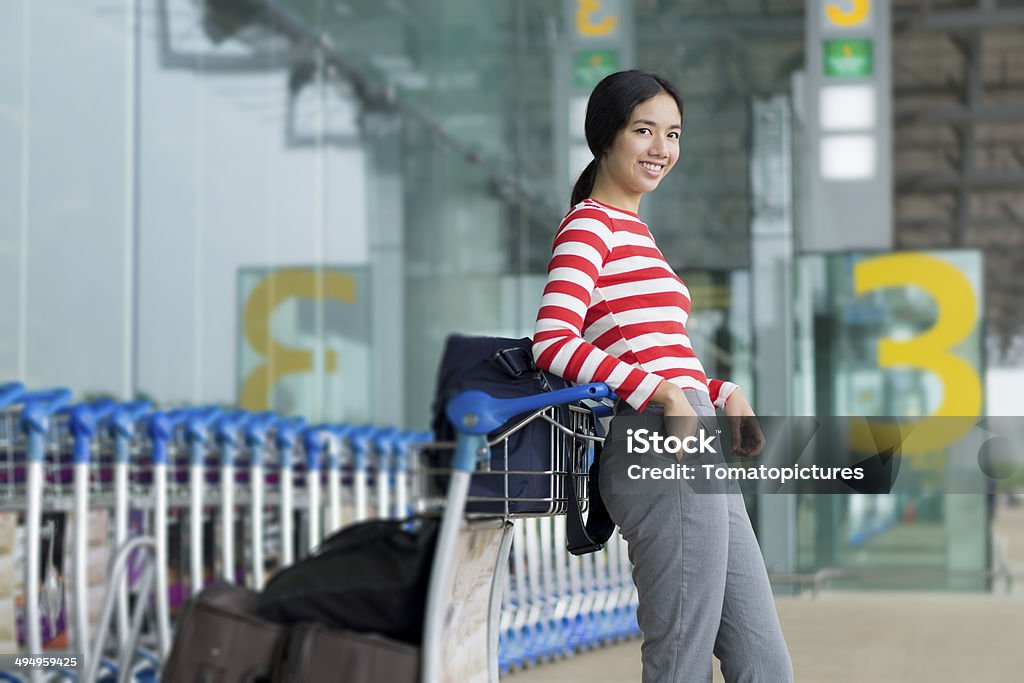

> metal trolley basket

[
  {"left": 413, "top": 400, "right": 604, "bottom": 519},
  {"left": 413, "top": 381, "right": 613, "bottom": 683}
]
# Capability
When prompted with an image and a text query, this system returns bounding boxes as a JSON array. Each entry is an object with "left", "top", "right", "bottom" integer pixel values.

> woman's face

[{"left": 599, "top": 92, "right": 681, "bottom": 200}]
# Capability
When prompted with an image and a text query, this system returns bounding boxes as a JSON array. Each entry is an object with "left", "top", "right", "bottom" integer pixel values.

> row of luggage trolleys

[{"left": 0, "top": 380, "right": 638, "bottom": 681}]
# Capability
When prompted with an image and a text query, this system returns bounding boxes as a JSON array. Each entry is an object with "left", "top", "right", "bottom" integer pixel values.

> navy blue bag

[{"left": 428, "top": 335, "right": 570, "bottom": 514}]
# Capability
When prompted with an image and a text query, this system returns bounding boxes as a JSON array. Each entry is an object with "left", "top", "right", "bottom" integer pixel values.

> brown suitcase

[
  {"left": 271, "top": 622, "right": 420, "bottom": 683},
  {"left": 161, "top": 582, "right": 286, "bottom": 683}
]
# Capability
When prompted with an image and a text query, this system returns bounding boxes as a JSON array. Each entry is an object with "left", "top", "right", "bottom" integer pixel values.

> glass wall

[
  {"left": 793, "top": 250, "right": 988, "bottom": 590},
  {"left": 1, "top": 0, "right": 758, "bottom": 429},
  {"left": 0, "top": 0, "right": 367, "bottom": 416}
]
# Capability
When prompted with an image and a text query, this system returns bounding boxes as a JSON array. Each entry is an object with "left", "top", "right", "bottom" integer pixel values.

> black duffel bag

[{"left": 255, "top": 515, "right": 440, "bottom": 645}]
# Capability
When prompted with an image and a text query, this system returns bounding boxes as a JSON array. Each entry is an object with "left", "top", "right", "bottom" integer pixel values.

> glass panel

[
  {"left": 794, "top": 250, "right": 988, "bottom": 590},
  {"left": 0, "top": 1, "right": 131, "bottom": 395}
]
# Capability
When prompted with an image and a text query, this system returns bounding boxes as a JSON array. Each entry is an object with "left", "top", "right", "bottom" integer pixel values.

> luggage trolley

[
  {"left": 0, "top": 387, "right": 169, "bottom": 682},
  {"left": 416, "top": 382, "right": 611, "bottom": 683}
]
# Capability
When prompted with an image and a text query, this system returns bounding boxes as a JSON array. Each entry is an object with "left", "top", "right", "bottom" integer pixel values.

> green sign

[
  {"left": 573, "top": 49, "right": 619, "bottom": 88},
  {"left": 824, "top": 39, "right": 873, "bottom": 77}
]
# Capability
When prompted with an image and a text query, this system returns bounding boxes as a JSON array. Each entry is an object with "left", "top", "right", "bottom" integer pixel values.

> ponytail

[{"left": 570, "top": 158, "right": 599, "bottom": 208}]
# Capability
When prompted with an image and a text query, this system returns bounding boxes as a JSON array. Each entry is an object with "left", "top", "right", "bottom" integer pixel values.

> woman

[{"left": 532, "top": 70, "right": 794, "bottom": 682}]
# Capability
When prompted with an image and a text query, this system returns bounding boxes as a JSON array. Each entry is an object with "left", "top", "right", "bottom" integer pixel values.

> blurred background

[{"left": 1, "top": 0, "right": 1022, "bottom": 677}]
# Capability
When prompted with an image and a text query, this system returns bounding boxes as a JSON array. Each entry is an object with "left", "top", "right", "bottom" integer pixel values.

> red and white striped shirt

[{"left": 532, "top": 197, "right": 738, "bottom": 412}]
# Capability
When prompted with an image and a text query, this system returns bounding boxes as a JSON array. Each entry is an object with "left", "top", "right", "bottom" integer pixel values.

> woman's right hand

[{"left": 650, "top": 380, "right": 699, "bottom": 461}]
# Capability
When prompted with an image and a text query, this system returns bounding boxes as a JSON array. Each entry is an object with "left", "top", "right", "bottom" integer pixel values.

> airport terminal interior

[{"left": 1, "top": 1, "right": 1022, "bottom": 681}]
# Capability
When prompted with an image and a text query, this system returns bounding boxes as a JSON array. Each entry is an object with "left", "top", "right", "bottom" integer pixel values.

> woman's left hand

[{"left": 723, "top": 389, "right": 766, "bottom": 457}]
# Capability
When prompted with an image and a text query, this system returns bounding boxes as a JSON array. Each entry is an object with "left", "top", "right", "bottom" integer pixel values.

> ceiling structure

[{"left": 151, "top": 0, "right": 1023, "bottom": 363}]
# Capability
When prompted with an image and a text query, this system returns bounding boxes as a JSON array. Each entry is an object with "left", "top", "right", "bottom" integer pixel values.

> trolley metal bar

[
  {"left": 243, "top": 412, "right": 276, "bottom": 591},
  {"left": 302, "top": 427, "right": 326, "bottom": 552},
  {"left": 181, "top": 406, "right": 220, "bottom": 596},
  {"left": 274, "top": 416, "right": 305, "bottom": 566},
  {"left": 349, "top": 425, "right": 374, "bottom": 523},
  {"left": 18, "top": 388, "right": 72, "bottom": 682},
  {"left": 394, "top": 431, "right": 420, "bottom": 520},
  {"left": 65, "top": 401, "right": 115, "bottom": 663},
  {"left": 214, "top": 411, "right": 247, "bottom": 582},
  {"left": 327, "top": 425, "right": 357, "bottom": 534},
  {"left": 83, "top": 536, "right": 166, "bottom": 683},
  {"left": 147, "top": 409, "right": 186, "bottom": 655},
  {"left": 108, "top": 399, "right": 150, "bottom": 654},
  {"left": 373, "top": 427, "right": 399, "bottom": 520}
]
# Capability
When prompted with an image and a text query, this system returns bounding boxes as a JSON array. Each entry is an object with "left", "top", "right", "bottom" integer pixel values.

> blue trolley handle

[
  {"left": 214, "top": 411, "right": 247, "bottom": 458},
  {"left": 109, "top": 400, "right": 152, "bottom": 442},
  {"left": 174, "top": 406, "right": 222, "bottom": 451},
  {"left": 445, "top": 383, "right": 615, "bottom": 471},
  {"left": 21, "top": 388, "right": 73, "bottom": 436},
  {"left": 302, "top": 426, "right": 328, "bottom": 474},
  {"left": 243, "top": 412, "right": 277, "bottom": 461},
  {"left": 0, "top": 382, "right": 24, "bottom": 409}
]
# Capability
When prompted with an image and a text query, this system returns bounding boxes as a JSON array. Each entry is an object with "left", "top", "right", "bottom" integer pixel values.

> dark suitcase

[
  {"left": 162, "top": 582, "right": 285, "bottom": 683},
  {"left": 271, "top": 622, "right": 420, "bottom": 683}
]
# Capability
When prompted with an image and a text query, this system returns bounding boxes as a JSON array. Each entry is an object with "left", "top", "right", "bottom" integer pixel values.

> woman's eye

[
  {"left": 668, "top": 132, "right": 679, "bottom": 139},
  {"left": 635, "top": 128, "right": 652, "bottom": 135}
]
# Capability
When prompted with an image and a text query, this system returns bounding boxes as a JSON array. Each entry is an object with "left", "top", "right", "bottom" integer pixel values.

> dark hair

[{"left": 570, "top": 70, "right": 684, "bottom": 208}]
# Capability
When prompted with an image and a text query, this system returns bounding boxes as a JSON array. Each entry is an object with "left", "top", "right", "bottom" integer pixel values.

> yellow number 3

[{"left": 852, "top": 253, "right": 982, "bottom": 455}]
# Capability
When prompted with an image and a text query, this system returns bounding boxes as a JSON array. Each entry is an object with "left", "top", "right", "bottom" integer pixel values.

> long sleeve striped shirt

[{"left": 532, "top": 198, "right": 738, "bottom": 412}]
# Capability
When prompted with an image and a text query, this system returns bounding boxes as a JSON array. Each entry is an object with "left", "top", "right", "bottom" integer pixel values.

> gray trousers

[{"left": 599, "top": 390, "right": 794, "bottom": 683}]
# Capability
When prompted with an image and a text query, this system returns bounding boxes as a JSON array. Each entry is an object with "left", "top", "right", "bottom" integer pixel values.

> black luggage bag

[
  {"left": 255, "top": 515, "right": 440, "bottom": 645},
  {"left": 427, "top": 334, "right": 571, "bottom": 513}
]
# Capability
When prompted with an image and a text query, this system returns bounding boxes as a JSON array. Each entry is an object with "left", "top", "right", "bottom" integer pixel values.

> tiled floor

[{"left": 506, "top": 499, "right": 1024, "bottom": 682}]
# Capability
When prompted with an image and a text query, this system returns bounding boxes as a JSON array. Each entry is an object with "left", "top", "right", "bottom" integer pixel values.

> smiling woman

[{"left": 533, "top": 70, "right": 792, "bottom": 683}]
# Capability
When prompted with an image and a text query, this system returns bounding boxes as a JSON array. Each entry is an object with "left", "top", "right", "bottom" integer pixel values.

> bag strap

[
  {"left": 492, "top": 346, "right": 534, "bottom": 378},
  {"left": 566, "top": 405, "right": 615, "bottom": 555}
]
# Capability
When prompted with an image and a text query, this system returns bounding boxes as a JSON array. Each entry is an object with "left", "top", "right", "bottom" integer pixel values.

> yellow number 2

[
  {"left": 576, "top": 0, "right": 617, "bottom": 37},
  {"left": 825, "top": 0, "right": 870, "bottom": 28}
]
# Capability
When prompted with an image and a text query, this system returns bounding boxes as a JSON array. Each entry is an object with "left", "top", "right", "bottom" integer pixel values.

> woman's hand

[
  {"left": 723, "top": 389, "right": 766, "bottom": 457},
  {"left": 650, "top": 380, "right": 698, "bottom": 462}
]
